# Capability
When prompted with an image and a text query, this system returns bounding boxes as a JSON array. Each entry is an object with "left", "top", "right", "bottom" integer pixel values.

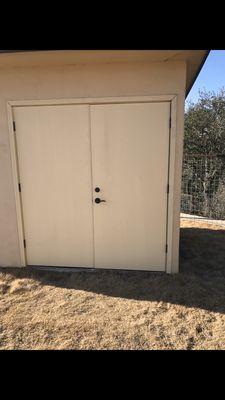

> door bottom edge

[
  {"left": 26, "top": 265, "right": 165, "bottom": 273},
  {"left": 95, "top": 266, "right": 166, "bottom": 272},
  {"left": 27, "top": 265, "right": 95, "bottom": 273}
]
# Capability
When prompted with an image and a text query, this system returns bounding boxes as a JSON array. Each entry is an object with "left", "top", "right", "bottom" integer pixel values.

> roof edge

[{"left": 185, "top": 50, "right": 210, "bottom": 98}]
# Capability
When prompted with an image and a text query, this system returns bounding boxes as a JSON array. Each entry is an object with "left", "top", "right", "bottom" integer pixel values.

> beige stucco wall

[{"left": 0, "top": 59, "right": 186, "bottom": 269}]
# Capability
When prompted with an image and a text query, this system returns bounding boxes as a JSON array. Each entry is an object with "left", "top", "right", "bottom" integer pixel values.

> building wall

[{"left": 0, "top": 59, "right": 186, "bottom": 270}]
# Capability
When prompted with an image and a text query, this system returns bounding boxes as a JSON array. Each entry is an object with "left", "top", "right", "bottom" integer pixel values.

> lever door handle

[{"left": 95, "top": 198, "right": 106, "bottom": 204}]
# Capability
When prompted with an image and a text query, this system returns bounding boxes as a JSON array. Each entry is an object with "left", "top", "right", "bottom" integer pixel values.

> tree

[
  {"left": 182, "top": 89, "right": 225, "bottom": 218},
  {"left": 184, "top": 88, "right": 225, "bottom": 155}
]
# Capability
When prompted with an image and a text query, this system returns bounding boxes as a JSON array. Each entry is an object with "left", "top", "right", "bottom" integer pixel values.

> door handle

[{"left": 95, "top": 198, "right": 106, "bottom": 204}]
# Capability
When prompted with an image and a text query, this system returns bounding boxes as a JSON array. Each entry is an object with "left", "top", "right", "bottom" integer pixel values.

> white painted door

[
  {"left": 14, "top": 101, "right": 170, "bottom": 271},
  {"left": 14, "top": 105, "right": 94, "bottom": 267},
  {"left": 90, "top": 102, "right": 170, "bottom": 270}
]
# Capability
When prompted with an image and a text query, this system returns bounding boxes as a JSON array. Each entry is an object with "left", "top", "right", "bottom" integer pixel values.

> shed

[{"left": 0, "top": 50, "right": 209, "bottom": 272}]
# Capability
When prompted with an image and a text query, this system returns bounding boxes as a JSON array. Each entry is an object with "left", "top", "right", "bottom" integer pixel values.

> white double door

[{"left": 14, "top": 101, "right": 170, "bottom": 271}]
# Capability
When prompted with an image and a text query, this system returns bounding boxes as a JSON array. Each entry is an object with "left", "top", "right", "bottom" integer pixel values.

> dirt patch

[{"left": 0, "top": 219, "right": 225, "bottom": 350}]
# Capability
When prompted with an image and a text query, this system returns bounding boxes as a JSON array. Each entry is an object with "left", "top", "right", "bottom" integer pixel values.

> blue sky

[{"left": 185, "top": 50, "right": 225, "bottom": 108}]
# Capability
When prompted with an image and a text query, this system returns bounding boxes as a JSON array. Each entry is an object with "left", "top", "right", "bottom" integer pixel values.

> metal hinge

[
  {"left": 165, "top": 244, "right": 168, "bottom": 253},
  {"left": 23, "top": 239, "right": 26, "bottom": 248},
  {"left": 13, "top": 121, "right": 16, "bottom": 132},
  {"left": 18, "top": 183, "right": 21, "bottom": 192},
  {"left": 167, "top": 183, "right": 169, "bottom": 194}
]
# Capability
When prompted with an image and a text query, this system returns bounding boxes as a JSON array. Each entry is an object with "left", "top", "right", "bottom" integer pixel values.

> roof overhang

[{"left": 0, "top": 50, "right": 209, "bottom": 97}]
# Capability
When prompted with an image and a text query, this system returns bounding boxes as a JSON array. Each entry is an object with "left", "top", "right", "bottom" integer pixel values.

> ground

[{"left": 0, "top": 219, "right": 225, "bottom": 350}]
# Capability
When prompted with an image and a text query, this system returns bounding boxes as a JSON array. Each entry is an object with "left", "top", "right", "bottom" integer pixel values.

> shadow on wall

[{"left": 1, "top": 227, "right": 225, "bottom": 314}]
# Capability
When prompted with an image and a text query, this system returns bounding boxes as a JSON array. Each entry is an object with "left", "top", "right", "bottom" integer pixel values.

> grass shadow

[{"left": 1, "top": 227, "right": 225, "bottom": 314}]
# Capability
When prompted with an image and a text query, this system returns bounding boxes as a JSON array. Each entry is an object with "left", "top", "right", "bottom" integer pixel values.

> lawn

[{"left": 0, "top": 219, "right": 225, "bottom": 350}]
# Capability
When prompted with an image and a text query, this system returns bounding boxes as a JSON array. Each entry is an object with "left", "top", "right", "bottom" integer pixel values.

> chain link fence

[{"left": 181, "top": 154, "right": 225, "bottom": 221}]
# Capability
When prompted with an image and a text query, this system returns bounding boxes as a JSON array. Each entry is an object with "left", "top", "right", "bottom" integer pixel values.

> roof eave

[{"left": 185, "top": 50, "right": 210, "bottom": 98}]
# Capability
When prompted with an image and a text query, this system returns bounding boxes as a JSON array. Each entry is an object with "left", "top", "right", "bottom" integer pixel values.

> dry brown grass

[{"left": 1, "top": 219, "right": 225, "bottom": 350}]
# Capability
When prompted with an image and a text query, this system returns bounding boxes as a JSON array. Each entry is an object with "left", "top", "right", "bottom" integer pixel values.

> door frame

[{"left": 7, "top": 95, "right": 178, "bottom": 272}]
